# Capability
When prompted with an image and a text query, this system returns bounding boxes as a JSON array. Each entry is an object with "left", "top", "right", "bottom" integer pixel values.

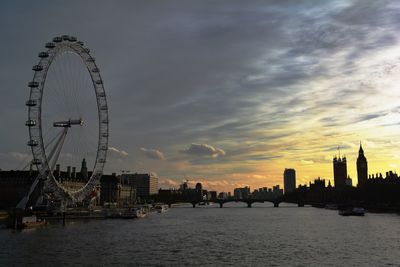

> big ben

[{"left": 357, "top": 143, "right": 368, "bottom": 187}]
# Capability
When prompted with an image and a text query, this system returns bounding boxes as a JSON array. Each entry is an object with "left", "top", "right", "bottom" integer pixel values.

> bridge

[{"left": 157, "top": 197, "right": 304, "bottom": 208}]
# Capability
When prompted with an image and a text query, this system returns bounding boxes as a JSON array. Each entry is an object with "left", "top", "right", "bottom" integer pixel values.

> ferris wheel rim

[{"left": 26, "top": 35, "right": 109, "bottom": 201}]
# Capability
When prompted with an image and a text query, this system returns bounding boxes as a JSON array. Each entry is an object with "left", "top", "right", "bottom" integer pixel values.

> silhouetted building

[
  {"left": 0, "top": 170, "right": 37, "bottom": 208},
  {"left": 119, "top": 183, "right": 137, "bottom": 207},
  {"left": 272, "top": 185, "right": 283, "bottom": 197},
  {"left": 209, "top": 191, "right": 217, "bottom": 199},
  {"left": 283, "top": 168, "right": 296, "bottom": 194},
  {"left": 121, "top": 173, "right": 158, "bottom": 200},
  {"left": 233, "top": 186, "right": 250, "bottom": 199},
  {"left": 333, "top": 155, "right": 347, "bottom": 188},
  {"left": 357, "top": 143, "right": 368, "bottom": 187},
  {"left": 100, "top": 173, "right": 136, "bottom": 206},
  {"left": 233, "top": 188, "right": 242, "bottom": 199},
  {"left": 195, "top": 182, "right": 202, "bottom": 191},
  {"left": 80, "top": 158, "right": 88, "bottom": 181},
  {"left": 180, "top": 181, "right": 188, "bottom": 191},
  {"left": 100, "top": 174, "right": 119, "bottom": 205}
]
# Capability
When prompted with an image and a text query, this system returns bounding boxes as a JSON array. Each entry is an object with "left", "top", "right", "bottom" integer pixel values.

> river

[{"left": 1, "top": 203, "right": 400, "bottom": 266}]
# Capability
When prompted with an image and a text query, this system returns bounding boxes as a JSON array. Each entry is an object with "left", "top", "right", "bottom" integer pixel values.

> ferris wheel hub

[{"left": 53, "top": 119, "right": 83, "bottom": 127}]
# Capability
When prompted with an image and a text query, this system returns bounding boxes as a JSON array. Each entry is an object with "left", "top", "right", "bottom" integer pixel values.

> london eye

[{"left": 21, "top": 35, "right": 109, "bottom": 208}]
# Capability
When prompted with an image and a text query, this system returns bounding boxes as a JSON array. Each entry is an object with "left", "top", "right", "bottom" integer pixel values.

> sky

[{"left": 1, "top": 0, "right": 400, "bottom": 193}]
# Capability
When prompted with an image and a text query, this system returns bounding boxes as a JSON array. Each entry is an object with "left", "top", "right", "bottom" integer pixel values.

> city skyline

[{"left": 2, "top": 1, "right": 400, "bottom": 192}]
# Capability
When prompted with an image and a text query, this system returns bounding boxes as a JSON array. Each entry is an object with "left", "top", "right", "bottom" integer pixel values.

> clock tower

[{"left": 356, "top": 143, "right": 368, "bottom": 187}]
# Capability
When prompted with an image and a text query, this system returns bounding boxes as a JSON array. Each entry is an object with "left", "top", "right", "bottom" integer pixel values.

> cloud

[
  {"left": 159, "top": 177, "right": 179, "bottom": 188},
  {"left": 9, "top": 152, "right": 31, "bottom": 161},
  {"left": 140, "top": 147, "right": 165, "bottom": 160},
  {"left": 108, "top": 147, "right": 129, "bottom": 157},
  {"left": 183, "top": 143, "right": 226, "bottom": 158},
  {"left": 301, "top": 159, "right": 314, "bottom": 165}
]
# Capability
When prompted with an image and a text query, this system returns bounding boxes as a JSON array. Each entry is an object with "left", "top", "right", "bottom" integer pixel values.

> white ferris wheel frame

[{"left": 26, "top": 35, "right": 109, "bottom": 202}]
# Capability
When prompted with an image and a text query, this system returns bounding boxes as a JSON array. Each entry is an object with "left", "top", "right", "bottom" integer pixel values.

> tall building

[
  {"left": 121, "top": 173, "right": 158, "bottom": 200},
  {"left": 233, "top": 187, "right": 250, "bottom": 199},
  {"left": 333, "top": 156, "right": 347, "bottom": 188},
  {"left": 283, "top": 168, "right": 296, "bottom": 194},
  {"left": 80, "top": 158, "right": 88, "bottom": 181},
  {"left": 195, "top": 182, "right": 202, "bottom": 191},
  {"left": 100, "top": 174, "right": 119, "bottom": 205},
  {"left": 357, "top": 143, "right": 368, "bottom": 187},
  {"left": 233, "top": 188, "right": 242, "bottom": 199}
]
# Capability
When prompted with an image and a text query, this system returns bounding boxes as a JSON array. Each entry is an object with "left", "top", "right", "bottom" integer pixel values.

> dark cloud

[
  {"left": 183, "top": 143, "right": 226, "bottom": 158},
  {"left": 356, "top": 112, "right": 388, "bottom": 122}
]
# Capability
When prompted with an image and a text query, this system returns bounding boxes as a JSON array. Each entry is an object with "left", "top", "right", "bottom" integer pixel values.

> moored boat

[
  {"left": 133, "top": 208, "right": 147, "bottom": 218},
  {"left": 339, "top": 207, "right": 365, "bottom": 216},
  {"left": 325, "top": 204, "right": 338, "bottom": 210},
  {"left": 20, "top": 215, "right": 47, "bottom": 229},
  {"left": 155, "top": 205, "right": 168, "bottom": 213}
]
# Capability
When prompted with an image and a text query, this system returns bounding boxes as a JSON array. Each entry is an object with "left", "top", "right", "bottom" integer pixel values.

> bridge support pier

[
  {"left": 273, "top": 202, "right": 279, "bottom": 208},
  {"left": 298, "top": 203, "right": 304, "bottom": 207},
  {"left": 247, "top": 202, "right": 252, "bottom": 208},
  {"left": 192, "top": 202, "right": 196, "bottom": 208},
  {"left": 62, "top": 211, "right": 66, "bottom": 226},
  {"left": 168, "top": 203, "right": 172, "bottom": 208},
  {"left": 219, "top": 202, "right": 223, "bottom": 208}
]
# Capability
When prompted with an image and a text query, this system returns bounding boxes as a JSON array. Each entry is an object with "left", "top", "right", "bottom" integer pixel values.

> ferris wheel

[{"left": 22, "top": 35, "right": 109, "bottom": 206}]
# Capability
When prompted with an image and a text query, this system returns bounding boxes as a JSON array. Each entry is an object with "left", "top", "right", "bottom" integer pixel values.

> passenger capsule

[
  {"left": 87, "top": 57, "right": 95, "bottom": 62},
  {"left": 95, "top": 80, "right": 103, "bottom": 85},
  {"left": 98, "top": 158, "right": 106, "bottom": 163},
  {"left": 77, "top": 41, "right": 84, "bottom": 46},
  {"left": 25, "top": 120, "right": 36, "bottom": 126},
  {"left": 102, "top": 133, "right": 109, "bottom": 137},
  {"left": 69, "top": 36, "right": 77, "bottom": 42},
  {"left": 45, "top": 42, "right": 55, "bottom": 48},
  {"left": 97, "top": 92, "right": 105, "bottom": 97},
  {"left": 25, "top": 100, "right": 37, "bottom": 106},
  {"left": 62, "top": 35, "right": 70, "bottom": 41},
  {"left": 84, "top": 48, "right": 90, "bottom": 53},
  {"left": 100, "top": 105, "right": 107, "bottom": 110},
  {"left": 28, "top": 81, "right": 39, "bottom": 88},
  {"left": 27, "top": 140, "right": 39, "bottom": 147},
  {"left": 91, "top": 68, "right": 99, "bottom": 73},
  {"left": 53, "top": 37, "right": 62, "bottom": 42},
  {"left": 32, "top": 65, "right": 43, "bottom": 71},
  {"left": 38, "top": 52, "right": 49, "bottom": 58}
]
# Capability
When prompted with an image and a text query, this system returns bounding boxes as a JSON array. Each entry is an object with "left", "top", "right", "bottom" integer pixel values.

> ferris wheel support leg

[
  {"left": 16, "top": 128, "right": 68, "bottom": 211},
  {"left": 47, "top": 127, "right": 69, "bottom": 173}
]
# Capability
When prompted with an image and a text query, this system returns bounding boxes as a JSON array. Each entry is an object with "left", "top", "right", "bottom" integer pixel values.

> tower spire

[{"left": 359, "top": 141, "right": 364, "bottom": 155}]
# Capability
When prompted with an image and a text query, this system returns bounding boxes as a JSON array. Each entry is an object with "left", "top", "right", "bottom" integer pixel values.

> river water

[{"left": 1, "top": 202, "right": 400, "bottom": 266}]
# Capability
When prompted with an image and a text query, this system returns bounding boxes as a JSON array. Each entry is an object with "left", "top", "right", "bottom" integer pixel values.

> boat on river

[
  {"left": 325, "top": 204, "right": 338, "bottom": 210},
  {"left": 108, "top": 208, "right": 147, "bottom": 219},
  {"left": 132, "top": 208, "right": 147, "bottom": 218},
  {"left": 19, "top": 215, "right": 47, "bottom": 229},
  {"left": 155, "top": 205, "right": 168, "bottom": 213},
  {"left": 339, "top": 207, "right": 365, "bottom": 216}
]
